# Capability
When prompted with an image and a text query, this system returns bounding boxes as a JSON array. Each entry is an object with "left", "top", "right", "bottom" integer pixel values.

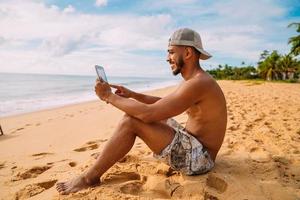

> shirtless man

[{"left": 56, "top": 28, "right": 227, "bottom": 195}]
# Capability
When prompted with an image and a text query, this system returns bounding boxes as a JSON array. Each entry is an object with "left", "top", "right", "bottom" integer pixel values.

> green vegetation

[
  {"left": 207, "top": 23, "right": 300, "bottom": 82},
  {"left": 288, "top": 22, "right": 300, "bottom": 56},
  {"left": 206, "top": 64, "right": 258, "bottom": 80}
]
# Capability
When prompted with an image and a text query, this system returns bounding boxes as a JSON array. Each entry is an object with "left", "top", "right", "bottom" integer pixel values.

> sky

[{"left": 0, "top": 0, "right": 299, "bottom": 77}]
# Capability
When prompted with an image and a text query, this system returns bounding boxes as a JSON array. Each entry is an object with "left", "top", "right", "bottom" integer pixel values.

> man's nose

[{"left": 166, "top": 54, "right": 170, "bottom": 63}]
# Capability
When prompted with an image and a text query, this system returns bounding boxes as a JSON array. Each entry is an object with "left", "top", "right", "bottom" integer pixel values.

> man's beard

[{"left": 172, "top": 56, "right": 184, "bottom": 76}]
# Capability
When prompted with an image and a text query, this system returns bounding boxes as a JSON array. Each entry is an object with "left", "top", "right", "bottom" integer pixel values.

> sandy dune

[{"left": 0, "top": 81, "right": 299, "bottom": 200}]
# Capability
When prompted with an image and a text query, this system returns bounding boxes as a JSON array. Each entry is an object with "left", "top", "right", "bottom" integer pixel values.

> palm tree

[
  {"left": 241, "top": 66, "right": 257, "bottom": 79},
  {"left": 288, "top": 22, "right": 300, "bottom": 56},
  {"left": 277, "top": 54, "right": 298, "bottom": 80},
  {"left": 258, "top": 50, "right": 281, "bottom": 80},
  {"left": 258, "top": 50, "right": 270, "bottom": 65}
]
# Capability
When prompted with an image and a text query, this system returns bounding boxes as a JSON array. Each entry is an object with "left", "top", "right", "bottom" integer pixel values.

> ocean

[{"left": 0, "top": 73, "right": 180, "bottom": 117}]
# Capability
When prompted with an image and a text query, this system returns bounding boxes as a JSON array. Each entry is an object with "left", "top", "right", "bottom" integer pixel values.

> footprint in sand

[
  {"left": 0, "top": 162, "right": 5, "bottom": 170},
  {"left": 206, "top": 173, "right": 228, "bottom": 193},
  {"left": 12, "top": 165, "right": 52, "bottom": 181},
  {"left": 227, "top": 125, "right": 240, "bottom": 131},
  {"left": 272, "top": 156, "right": 300, "bottom": 186},
  {"left": 272, "top": 156, "right": 290, "bottom": 165},
  {"left": 31, "top": 152, "right": 54, "bottom": 160},
  {"left": 98, "top": 139, "right": 108, "bottom": 142},
  {"left": 10, "top": 127, "right": 25, "bottom": 134},
  {"left": 32, "top": 152, "right": 53, "bottom": 157},
  {"left": 118, "top": 154, "right": 140, "bottom": 163},
  {"left": 65, "top": 114, "right": 74, "bottom": 118},
  {"left": 119, "top": 180, "right": 144, "bottom": 195},
  {"left": 91, "top": 152, "right": 100, "bottom": 159},
  {"left": 102, "top": 171, "right": 141, "bottom": 185},
  {"left": 68, "top": 161, "right": 77, "bottom": 167},
  {"left": 140, "top": 176, "right": 183, "bottom": 198},
  {"left": 73, "top": 141, "right": 99, "bottom": 152},
  {"left": 31, "top": 153, "right": 54, "bottom": 162},
  {"left": 117, "top": 174, "right": 182, "bottom": 198},
  {"left": 74, "top": 139, "right": 108, "bottom": 153},
  {"left": 164, "top": 179, "right": 183, "bottom": 197},
  {"left": 11, "top": 124, "right": 34, "bottom": 133},
  {"left": 204, "top": 191, "right": 219, "bottom": 200},
  {"left": 14, "top": 180, "right": 57, "bottom": 200},
  {"left": 249, "top": 148, "right": 271, "bottom": 163}
]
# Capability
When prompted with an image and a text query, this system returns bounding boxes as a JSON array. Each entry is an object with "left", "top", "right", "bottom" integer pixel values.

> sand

[{"left": 0, "top": 80, "right": 299, "bottom": 200}]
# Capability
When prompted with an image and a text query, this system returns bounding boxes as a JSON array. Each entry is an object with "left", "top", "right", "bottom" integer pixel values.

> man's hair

[
  {"left": 183, "top": 46, "right": 201, "bottom": 59},
  {"left": 191, "top": 46, "right": 201, "bottom": 58}
]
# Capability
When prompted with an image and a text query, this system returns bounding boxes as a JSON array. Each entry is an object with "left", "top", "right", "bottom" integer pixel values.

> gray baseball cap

[{"left": 169, "top": 28, "right": 212, "bottom": 60}]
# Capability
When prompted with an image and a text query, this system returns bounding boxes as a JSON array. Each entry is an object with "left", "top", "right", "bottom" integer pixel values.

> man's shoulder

[
  {"left": 183, "top": 73, "right": 215, "bottom": 90},
  {"left": 173, "top": 74, "right": 216, "bottom": 100}
]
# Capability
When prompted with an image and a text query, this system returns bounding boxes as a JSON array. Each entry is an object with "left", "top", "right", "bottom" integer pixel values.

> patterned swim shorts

[{"left": 154, "top": 119, "right": 215, "bottom": 175}]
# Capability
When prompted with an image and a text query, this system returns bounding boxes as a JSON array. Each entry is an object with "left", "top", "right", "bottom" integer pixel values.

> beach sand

[{"left": 0, "top": 80, "right": 299, "bottom": 200}]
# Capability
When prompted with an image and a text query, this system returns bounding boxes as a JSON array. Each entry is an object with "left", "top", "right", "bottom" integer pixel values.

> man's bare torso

[{"left": 181, "top": 73, "right": 227, "bottom": 160}]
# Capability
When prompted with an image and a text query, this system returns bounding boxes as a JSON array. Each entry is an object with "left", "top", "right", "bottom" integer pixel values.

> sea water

[{"left": 0, "top": 73, "right": 180, "bottom": 117}]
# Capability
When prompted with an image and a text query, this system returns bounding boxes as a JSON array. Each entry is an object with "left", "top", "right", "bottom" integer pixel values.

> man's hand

[
  {"left": 95, "top": 79, "right": 112, "bottom": 103},
  {"left": 110, "top": 84, "right": 134, "bottom": 98}
]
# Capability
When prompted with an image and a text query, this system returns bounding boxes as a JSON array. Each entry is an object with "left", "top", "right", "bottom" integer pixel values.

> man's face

[{"left": 167, "top": 46, "right": 184, "bottom": 76}]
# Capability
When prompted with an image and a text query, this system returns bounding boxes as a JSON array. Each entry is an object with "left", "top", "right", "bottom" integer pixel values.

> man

[{"left": 56, "top": 28, "right": 227, "bottom": 195}]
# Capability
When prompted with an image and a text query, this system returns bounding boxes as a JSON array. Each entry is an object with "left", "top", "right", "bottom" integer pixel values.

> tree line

[{"left": 207, "top": 23, "right": 300, "bottom": 82}]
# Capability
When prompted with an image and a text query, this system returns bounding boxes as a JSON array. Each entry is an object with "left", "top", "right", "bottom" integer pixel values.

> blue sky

[{"left": 0, "top": 0, "right": 299, "bottom": 77}]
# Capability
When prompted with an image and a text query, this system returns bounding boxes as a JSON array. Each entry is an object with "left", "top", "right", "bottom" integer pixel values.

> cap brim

[{"left": 196, "top": 48, "right": 212, "bottom": 60}]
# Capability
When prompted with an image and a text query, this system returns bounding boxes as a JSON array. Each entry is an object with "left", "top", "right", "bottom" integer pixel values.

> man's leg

[{"left": 56, "top": 115, "right": 175, "bottom": 195}]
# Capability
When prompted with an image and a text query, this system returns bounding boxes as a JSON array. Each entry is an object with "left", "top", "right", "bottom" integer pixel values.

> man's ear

[{"left": 184, "top": 47, "right": 193, "bottom": 60}]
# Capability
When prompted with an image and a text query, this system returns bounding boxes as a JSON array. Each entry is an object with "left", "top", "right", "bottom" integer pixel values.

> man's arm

[
  {"left": 131, "top": 92, "right": 161, "bottom": 104},
  {"left": 110, "top": 84, "right": 161, "bottom": 104},
  {"left": 97, "top": 78, "right": 205, "bottom": 123}
]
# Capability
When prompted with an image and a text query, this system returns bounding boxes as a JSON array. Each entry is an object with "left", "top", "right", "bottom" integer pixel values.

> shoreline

[
  {"left": 0, "top": 73, "right": 180, "bottom": 118},
  {"left": 0, "top": 84, "right": 178, "bottom": 120}
]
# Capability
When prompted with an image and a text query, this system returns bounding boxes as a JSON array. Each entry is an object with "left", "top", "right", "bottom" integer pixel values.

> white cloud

[
  {"left": 214, "top": 0, "right": 285, "bottom": 22},
  {"left": 0, "top": 0, "right": 298, "bottom": 77},
  {"left": 95, "top": 0, "right": 107, "bottom": 7},
  {"left": 142, "top": 0, "right": 295, "bottom": 66},
  {"left": 0, "top": 0, "right": 173, "bottom": 76},
  {"left": 63, "top": 5, "right": 75, "bottom": 14},
  {"left": 40, "top": 35, "right": 85, "bottom": 56}
]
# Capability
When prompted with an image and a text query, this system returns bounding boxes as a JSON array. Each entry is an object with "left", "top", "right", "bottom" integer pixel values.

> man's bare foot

[{"left": 56, "top": 174, "right": 100, "bottom": 195}]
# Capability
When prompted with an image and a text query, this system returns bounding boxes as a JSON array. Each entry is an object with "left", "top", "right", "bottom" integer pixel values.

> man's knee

[{"left": 119, "top": 114, "right": 138, "bottom": 129}]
